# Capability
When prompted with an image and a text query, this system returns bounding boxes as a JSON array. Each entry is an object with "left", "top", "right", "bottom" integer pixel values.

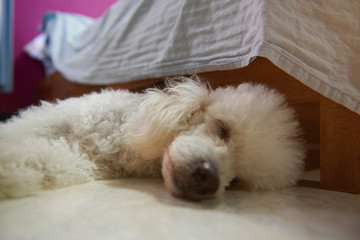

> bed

[{"left": 33, "top": 0, "right": 360, "bottom": 193}]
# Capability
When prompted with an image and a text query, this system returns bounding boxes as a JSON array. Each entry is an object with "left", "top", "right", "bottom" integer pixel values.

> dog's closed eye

[{"left": 215, "top": 120, "right": 230, "bottom": 142}]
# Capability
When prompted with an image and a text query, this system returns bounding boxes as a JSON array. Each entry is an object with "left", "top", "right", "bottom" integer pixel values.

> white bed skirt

[{"left": 40, "top": 0, "right": 360, "bottom": 114}]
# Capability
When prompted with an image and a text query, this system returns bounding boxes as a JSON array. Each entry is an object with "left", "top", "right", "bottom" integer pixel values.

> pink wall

[{"left": 0, "top": 0, "right": 118, "bottom": 113}]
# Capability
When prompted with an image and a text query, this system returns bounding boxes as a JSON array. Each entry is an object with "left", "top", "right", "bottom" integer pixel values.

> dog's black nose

[{"left": 189, "top": 162, "right": 219, "bottom": 197}]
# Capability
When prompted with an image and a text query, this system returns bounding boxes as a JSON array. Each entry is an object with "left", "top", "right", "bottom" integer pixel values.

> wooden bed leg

[{"left": 320, "top": 96, "right": 360, "bottom": 193}]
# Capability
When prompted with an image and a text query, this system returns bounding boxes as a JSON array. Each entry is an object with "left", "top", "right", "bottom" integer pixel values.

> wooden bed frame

[{"left": 35, "top": 57, "right": 360, "bottom": 194}]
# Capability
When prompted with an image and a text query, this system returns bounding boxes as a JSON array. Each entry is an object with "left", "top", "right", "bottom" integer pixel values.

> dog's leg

[{"left": 0, "top": 136, "right": 96, "bottom": 199}]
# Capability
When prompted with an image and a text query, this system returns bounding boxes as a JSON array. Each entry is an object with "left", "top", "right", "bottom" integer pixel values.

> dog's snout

[
  {"left": 189, "top": 162, "right": 219, "bottom": 197},
  {"left": 165, "top": 155, "right": 220, "bottom": 200}
]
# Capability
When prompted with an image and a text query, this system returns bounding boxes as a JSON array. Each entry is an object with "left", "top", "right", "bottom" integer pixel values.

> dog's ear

[{"left": 125, "top": 77, "right": 209, "bottom": 160}]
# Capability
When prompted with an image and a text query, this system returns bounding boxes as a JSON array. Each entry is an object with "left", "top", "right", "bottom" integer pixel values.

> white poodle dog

[{"left": 0, "top": 78, "right": 305, "bottom": 200}]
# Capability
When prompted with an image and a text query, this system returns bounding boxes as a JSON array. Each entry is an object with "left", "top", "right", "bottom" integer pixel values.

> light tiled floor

[{"left": 0, "top": 178, "right": 359, "bottom": 240}]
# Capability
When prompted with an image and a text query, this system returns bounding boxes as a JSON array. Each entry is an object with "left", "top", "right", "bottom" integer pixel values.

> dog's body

[{"left": 0, "top": 78, "right": 305, "bottom": 200}]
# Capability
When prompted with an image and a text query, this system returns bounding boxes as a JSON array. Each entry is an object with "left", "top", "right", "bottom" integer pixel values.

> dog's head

[{"left": 128, "top": 77, "right": 304, "bottom": 200}]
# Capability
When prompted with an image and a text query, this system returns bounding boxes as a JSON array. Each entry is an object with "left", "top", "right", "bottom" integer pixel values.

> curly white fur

[{"left": 0, "top": 78, "right": 305, "bottom": 200}]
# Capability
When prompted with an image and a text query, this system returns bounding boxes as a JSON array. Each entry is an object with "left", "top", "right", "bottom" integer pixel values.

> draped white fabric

[{"left": 43, "top": 0, "right": 360, "bottom": 114}]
